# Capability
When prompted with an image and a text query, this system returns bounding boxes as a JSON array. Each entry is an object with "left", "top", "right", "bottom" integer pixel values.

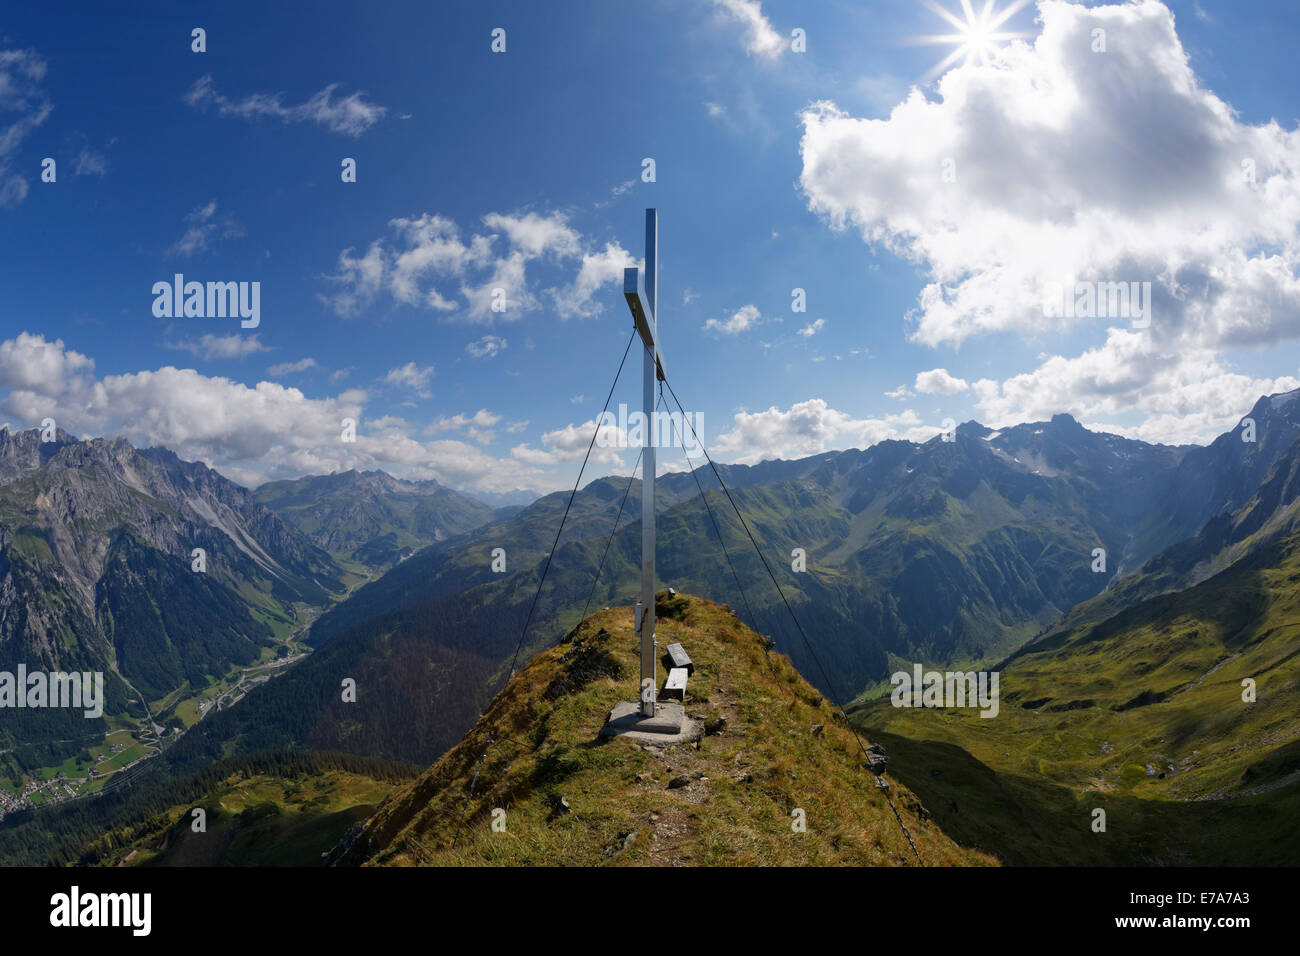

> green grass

[
  {"left": 174, "top": 698, "right": 200, "bottom": 728},
  {"left": 149, "top": 683, "right": 191, "bottom": 714},
  {"left": 852, "top": 727, "right": 1300, "bottom": 866},
  {"left": 85, "top": 730, "right": 148, "bottom": 778},
  {"left": 95, "top": 742, "right": 147, "bottom": 774},
  {"left": 100, "top": 771, "right": 396, "bottom": 867},
  {"left": 11, "top": 529, "right": 53, "bottom": 562},
  {"left": 345, "top": 593, "right": 995, "bottom": 868},
  {"left": 850, "top": 531, "right": 1300, "bottom": 864},
  {"left": 36, "top": 752, "right": 97, "bottom": 782}
]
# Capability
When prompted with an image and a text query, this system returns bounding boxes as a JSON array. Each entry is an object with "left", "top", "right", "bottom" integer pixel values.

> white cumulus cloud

[
  {"left": 712, "top": 0, "right": 785, "bottom": 60},
  {"left": 0, "top": 332, "right": 552, "bottom": 496},
  {"left": 704, "top": 304, "right": 762, "bottom": 336},
  {"left": 383, "top": 362, "right": 435, "bottom": 397},
  {"left": 322, "top": 210, "right": 631, "bottom": 323},
  {"left": 914, "top": 368, "right": 969, "bottom": 395},
  {"left": 714, "top": 398, "right": 937, "bottom": 464},
  {"left": 798, "top": 0, "right": 1300, "bottom": 444},
  {"left": 426, "top": 408, "right": 502, "bottom": 445}
]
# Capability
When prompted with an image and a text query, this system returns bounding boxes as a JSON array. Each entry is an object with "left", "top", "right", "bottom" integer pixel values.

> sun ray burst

[{"left": 910, "top": 0, "right": 1034, "bottom": 82}]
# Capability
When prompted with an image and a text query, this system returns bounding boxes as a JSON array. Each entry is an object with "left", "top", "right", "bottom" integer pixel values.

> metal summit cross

[
  {"left": 624, "top": 208, "right": 664, "bottom": 719},
  {"left": 599, "top": 209, "right": 694, "bottom": 743}
]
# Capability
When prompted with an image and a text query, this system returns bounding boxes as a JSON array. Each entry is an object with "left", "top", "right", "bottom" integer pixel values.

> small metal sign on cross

[{"left": 623, "top": 209, "right": 664, "bottom": 717}]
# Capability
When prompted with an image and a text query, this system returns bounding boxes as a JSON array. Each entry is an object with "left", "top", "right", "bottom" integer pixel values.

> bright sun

[{"left": 913, "top": 0, "right": 1033, "bottom": 81}]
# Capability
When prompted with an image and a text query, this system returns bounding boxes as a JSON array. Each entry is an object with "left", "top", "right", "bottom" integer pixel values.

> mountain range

[
  {"left": 0, "top": 428, "right": 339, "bottom": 773},
  {"left": 252, "top": 469, "right": 505, "bottom": 569},
  {"left": 0, "top": 437, "right": 498, "bottom": 782},
  {"left": 230, "top": 390, "right": 1300, "bottom": 769},
  {"left": 854, "top": 421, "right": 1300, "bottom": 863},
  {"left": 3, "top": 387, "right": 1299, "bottom": 866}
]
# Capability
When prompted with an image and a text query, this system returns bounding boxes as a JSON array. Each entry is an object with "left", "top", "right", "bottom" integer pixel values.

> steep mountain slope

[
  {"left": 853, "top": 483, "right": 1300, "bottom": 864},
  {"left": 12, "top": 390, "right": 1292, "bottom": 811},
  {"left": 0, "top": 427, "right": 346, "bottom": 769},
  {"left": 90, "top": 762, "right": 400, "bottom": 867},
  {"left": 787, "top": 420, "right": 1183, "bottom": 667},
  {"left": 1133, "top": 388, "right": 1300, "bottom": 562},
  {"left": 148, "top": 576, "right": 527, "bottom": 767},
  {"left": 301, "top": 474, "right": 670, "bottom": 647},
  {"left": 254, "top": 469, "right": 500, "bottom": 569},
  {"left": 186, "top": 410, "right": 1204, "bottom": 774},
  {"left": 1032, "top": 428, "right": 1300, "bottom": 652},
  {"left": 0, "top": 750, "right": 417, "bottom": 867},
  {"left": 305, "top": 413, "right": 1194, "bottom": 698},
  {"left": 145, "top": 481, "right": 843, "bottom": 769},
  {"left": 979, "top": 414, "right": 1191, "bottom": 570},
  {"left": 331, "top": 593, "right": 993, "bottom": 867}
]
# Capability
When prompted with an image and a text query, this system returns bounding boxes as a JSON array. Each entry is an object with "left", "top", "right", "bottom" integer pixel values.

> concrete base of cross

[{"left": 599, "top": 700, "right": 699, "bottom": 745}]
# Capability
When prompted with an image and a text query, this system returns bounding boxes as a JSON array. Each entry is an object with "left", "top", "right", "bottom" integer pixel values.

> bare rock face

[{"left": 0, "top": 426, "right": 346, "bottom": 733}]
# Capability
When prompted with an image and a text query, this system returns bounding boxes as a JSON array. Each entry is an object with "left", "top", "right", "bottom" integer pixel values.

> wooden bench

[
  {"left": 663, "top": 642, "right": 694, "bottom": 675},
  {"left": 661, "top": 667, "right": 689, "bottom": 700}
]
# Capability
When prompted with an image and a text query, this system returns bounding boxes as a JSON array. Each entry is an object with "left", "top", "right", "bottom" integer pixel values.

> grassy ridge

[{"left": 335, "top": 593, "right": 994, "bottom": 867}]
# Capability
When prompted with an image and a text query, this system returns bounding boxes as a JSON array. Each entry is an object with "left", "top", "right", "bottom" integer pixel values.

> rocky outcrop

[{"left": 0, "top": 426, "right": 346, "bottom": 734}]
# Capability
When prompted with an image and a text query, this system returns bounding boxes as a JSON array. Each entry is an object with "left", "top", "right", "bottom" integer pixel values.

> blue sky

[{"left": 2, "top": 0, "right": 1299, "bottom": 497}]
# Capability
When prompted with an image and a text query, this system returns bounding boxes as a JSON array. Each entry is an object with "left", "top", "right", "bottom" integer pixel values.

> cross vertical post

[
  {"left": 622, "top": 209, "right": 664, "bottom": 718},
  {"left": 604, "top": 209, "right": 687, "bottom": 742},
  {"left": 639, "top": 209, "right": 658, "bottom": 716}
]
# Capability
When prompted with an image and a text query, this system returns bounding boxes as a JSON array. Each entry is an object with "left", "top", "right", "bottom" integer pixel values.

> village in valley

[{"left": 0, "top": 635, "right": 311, "bottom": 819}]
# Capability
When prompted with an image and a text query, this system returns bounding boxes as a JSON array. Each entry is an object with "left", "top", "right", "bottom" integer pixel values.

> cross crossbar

[{"left": 623, "top": 267, "right": 666, "bottom": 381}]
